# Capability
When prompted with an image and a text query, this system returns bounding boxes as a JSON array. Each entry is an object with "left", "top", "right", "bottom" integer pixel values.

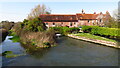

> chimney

[
  {"left": 82, "top": 9, "right": 84, "bottom": 14},
  {"left": 106, "top": 11, "right": 110, "bottom": 14},
  {"left": 100, "top": 12, "right": 102, "bottom": 14},
  {"left": 94, "top": 12, "right": 96, "bottom": 14}
]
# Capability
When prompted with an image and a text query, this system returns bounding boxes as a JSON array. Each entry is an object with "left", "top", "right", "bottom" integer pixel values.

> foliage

[
  {"left": 82, "top": 26, "right": 120, "bottom": 38},
  {"left": 31, "top": 39, "right": 36, "bottom": 46},
  {"left": 9, "top": 35, "right": 20, "bottom": 42},
  {"left": 104, "top": 17, "right": 118, "bottom": 28},
  {"left": 8, "top": 30, "right": 16, "bottom": 36},
  {"left": 21, "top": 18, "right": 47, "bottom": 32},
  {"left": 69, "top": 27, "right": 80, "bottom": 33},
  {"left": 50, "top": 27, "right": 79, "bottom": 35},
  {"left": 82, "top": 26, "right": 99, "bottom": 33},
  {"left": 43, "top": 42, "right": 51, "bottom": 45}
]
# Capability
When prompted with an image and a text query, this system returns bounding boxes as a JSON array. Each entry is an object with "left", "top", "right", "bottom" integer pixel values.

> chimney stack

[
  {"left": 106, "top": 11, "right": 110, "bottom": 14},
  {"left": 82, "top": 9, "right": 84, "bottom": 14},
  {"left": 94, "top": 12, "right": 96, "bottom": 14},
  {"left": 100, "top": 12, "right": 102, "bottom": 14}
]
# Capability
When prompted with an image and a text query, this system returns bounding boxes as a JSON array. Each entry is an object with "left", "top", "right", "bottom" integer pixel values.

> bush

[
  {"left": 22, "top": 18, "right": 47, "bottom": 32},
  {"left": 69, "top": 27, "right": 80, "bottom": 33},
  {"left": 82, "top": 26, "right": 92, "bottom": 33},
  {"left": 50, "top": 27, "right": 79, "bottom": 35},
  {"left": 82, "top": 26, "right": 120, "bottom": 38}
]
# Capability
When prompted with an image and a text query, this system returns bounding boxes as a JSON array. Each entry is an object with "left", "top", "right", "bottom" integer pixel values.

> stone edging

[{"left": 67, "top": 34, "right": 120, "bottom": 49}]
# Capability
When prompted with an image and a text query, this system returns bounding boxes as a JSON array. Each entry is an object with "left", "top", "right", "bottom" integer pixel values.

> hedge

[
  {"left": 82, "top": 26, "right": 120, "bottom": 37},
  {"left": 50, "top": 27, "right": 79, "bottom": 35}
]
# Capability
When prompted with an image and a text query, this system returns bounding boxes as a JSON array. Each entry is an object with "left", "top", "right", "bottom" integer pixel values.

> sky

[{"left": 0, "top": 0, "right": 119, "bottom": 22}]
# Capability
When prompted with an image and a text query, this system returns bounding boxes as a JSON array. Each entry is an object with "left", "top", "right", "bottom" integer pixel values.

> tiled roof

[
  {"left": 76, "top": 14, "right": 99, "bottom": 20},
  {"left": 39, "top": 14, "right": 77, "bottom": 22},
  {"left": 39, "top": 13, "right": 108, "bottom": 21}
]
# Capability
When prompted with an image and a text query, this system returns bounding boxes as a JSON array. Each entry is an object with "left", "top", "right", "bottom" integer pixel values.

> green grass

[{"left": 73, "top": 33, "right": 117, "bottom": 43}]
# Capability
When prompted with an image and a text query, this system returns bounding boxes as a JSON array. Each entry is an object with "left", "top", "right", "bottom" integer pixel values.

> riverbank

[
  {"left": 67, "top": 34, "right": 120, "bottom": 49},
  {"left": 0, "top": 29, "right": 8, "bottom": 42}
]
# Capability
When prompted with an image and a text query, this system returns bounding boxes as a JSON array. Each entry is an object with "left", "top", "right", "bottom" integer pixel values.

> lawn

[{"left": 73, "top": 33, "right": 117, "bottom": 43}]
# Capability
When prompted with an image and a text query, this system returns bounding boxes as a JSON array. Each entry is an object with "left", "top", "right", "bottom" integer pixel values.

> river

[{"left": 0, "top": 36, "right": 119, "bottom": 66}]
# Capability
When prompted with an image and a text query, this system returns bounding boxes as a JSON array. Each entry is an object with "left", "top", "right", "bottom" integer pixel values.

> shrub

[
  {"left": 22, "top": 17, "right": 47, "bottom": 32},
  {"left": 69, "top": 27, "right": 80, "bottom": 33},
  {"left": 82, "top": 26, "right": 120, "bottom": 38},
  {"left": 82, "top": 26, "right": 92, "bottom": 33},
  {"left": 50, "top": 27, "right": 79, "bottom": 35}
]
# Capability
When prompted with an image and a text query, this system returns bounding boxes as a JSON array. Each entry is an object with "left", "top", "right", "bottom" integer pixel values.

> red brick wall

[
  {"left": 44, "top": 22, "right": 78, "bottom": 28},
  {"left": 44, "top": 19, "right": 104, "bottom": 27},
  {"left": 78, "top": 20, "right": 97, "bottom": 26}
]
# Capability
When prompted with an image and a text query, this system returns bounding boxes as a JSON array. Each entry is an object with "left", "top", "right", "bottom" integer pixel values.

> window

[
  {"left": 92, "top": 21, "right": 94, "bottom": 23},
  {"left": 96, "top": 20, "right": 98, "bottom": 22},
  {"left": 100, "top": 19, "right": 102, "bottom": 22},
  {"left": 53, "top": 23, "right": 55, "bottom": 25},
  {"left": 74, "top": 22, "right": 76, "bottom": 24},
  {"left": 70, "top": 22, "right": 72, "bottom": 26},
  {"left": 61, "top": 22, "right": 63, "bottom": 25},
  {"left": 45, "top": 23, "right": 48, "bottom": 25},
  {"left": 88, "top": 20, "right": 90, "bottom": 23}
]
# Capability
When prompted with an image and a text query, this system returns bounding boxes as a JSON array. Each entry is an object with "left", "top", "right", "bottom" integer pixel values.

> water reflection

[{"left": 21, "top": 43, "right": 51, "bottom": 59}]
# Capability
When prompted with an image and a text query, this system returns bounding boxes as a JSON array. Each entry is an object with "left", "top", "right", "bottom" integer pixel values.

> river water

[{"left": 0, "top": 36, "right": 119, "bottom": 66}]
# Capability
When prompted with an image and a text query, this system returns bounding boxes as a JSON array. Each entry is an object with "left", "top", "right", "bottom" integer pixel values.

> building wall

[
  {"left": 44, "top": 21, "right": 78, "bottom": 28},
  {"left": 44, "top": 18, "right": 106, "bottom": 27},
  {"left": 78, "top": 20, "right": 97, "bottom": 26}
]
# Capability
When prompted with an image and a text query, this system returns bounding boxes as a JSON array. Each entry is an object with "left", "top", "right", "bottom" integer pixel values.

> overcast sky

[{"left": 0, "top": 0, "right": 119, "bottom": 22}]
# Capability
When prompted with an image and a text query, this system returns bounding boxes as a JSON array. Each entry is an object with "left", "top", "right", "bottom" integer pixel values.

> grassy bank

[{"left": 73, "top": 33, "right": 117, "bottom": 43}]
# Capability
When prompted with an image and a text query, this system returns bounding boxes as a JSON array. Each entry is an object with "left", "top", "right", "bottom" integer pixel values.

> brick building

[{"left": 39, "top": 10, "right": 111, "bottom": 28}]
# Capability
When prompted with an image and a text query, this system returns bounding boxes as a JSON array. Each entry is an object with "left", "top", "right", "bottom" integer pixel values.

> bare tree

[
  {"left": 104, "top": 9, "right": 118, "bottom": 28},
  {"left": 112, "top": 9, "right": 118, "bottom": 20},
  {"left": 27, "top": 4, "right": 51, "bottom": 20}
]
